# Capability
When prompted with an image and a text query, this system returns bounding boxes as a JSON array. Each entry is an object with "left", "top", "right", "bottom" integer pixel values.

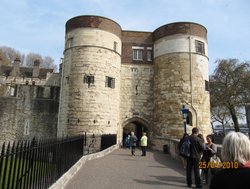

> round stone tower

[
  {"left": 152, "top": 22, "right": 211, "bottom": 143},
  {"left": 58, "top": 15, "right": 122, "bottom": 137}
]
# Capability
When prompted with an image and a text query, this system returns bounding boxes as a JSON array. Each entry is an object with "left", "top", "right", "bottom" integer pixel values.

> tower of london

[{"left": 0, "top": 15, "right": 211, "bottom": 149}]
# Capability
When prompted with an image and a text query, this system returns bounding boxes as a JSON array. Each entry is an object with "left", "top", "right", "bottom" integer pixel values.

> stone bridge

[{"left": 50, "top": 138, "right": 215, "bottom": 189}]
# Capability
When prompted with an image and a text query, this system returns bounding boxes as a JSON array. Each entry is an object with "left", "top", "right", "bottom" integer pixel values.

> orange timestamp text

[{"left": 199, "top": 161, "right": 239, "bottom": 169}]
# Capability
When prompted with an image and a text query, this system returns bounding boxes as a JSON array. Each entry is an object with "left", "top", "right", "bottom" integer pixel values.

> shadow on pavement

[
  {"left": 133, "top": 177, "right": 187, "bottom": 188},
  {"left": 153, "top": 151, "right": 186, "bottom": 175}
]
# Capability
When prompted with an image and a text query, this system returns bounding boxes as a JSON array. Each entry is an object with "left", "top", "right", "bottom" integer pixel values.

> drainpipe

[
  {"left": 188, "top": 36, "right": 193, "bottom": 105},
  {"left": 188, "top": 25, "right": 198, "bottom": 128}
]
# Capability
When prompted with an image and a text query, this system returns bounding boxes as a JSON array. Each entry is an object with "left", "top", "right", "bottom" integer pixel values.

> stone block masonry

[{"left": 58, "top": 16, "right": 211, "bottom": 151}]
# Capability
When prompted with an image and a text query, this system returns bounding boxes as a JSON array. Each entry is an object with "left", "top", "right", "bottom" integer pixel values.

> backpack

[{"left": 180, "top": 137, "right": 191, "bottom": 157}]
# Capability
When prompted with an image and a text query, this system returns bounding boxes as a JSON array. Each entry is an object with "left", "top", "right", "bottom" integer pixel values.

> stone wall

[
  {"left": 0, "top": 61, "right": 60, "bottom": 144},
  {"left": 152, "top": 52, "right": 211, "bottom": 148},
  {"left": 151, "top": 24, "right": 211, "bottom": 149},
  {"left": 60, "top": 16, "right": 211, "bottom": 149},
  {"left": 63, "top": 47, "right": 121, "bottom": 136},
  {"left": 0, "top": 97, "right": 18, "bottom": 143},
  {"left": 119, "top": 64, "right": 154, "bottom": 142},
  {"left": 0, "top": 85, "right": 58, "bottom": 144},
  {"left": 152, "top": 137, "right": 222, "bottom": 161},
  {"left": 59, "top": 19, "right": 122, "bottom": 138}
]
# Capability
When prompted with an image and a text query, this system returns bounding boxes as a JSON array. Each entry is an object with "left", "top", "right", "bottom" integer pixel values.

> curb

[{"left": 49, "top": 144, "right": 119, "bottom": 189}]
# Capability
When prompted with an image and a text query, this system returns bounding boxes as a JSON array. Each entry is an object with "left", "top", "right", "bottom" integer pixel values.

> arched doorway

[{"left": 122, "top": 117, "right": 149, "bottom": 147}]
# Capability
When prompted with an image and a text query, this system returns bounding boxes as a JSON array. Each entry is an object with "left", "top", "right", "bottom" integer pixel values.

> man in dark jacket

[
  {"left": 186, "top": 127, "right": 204, "bottom": 188},
  {"left": 129, "top": 131, "right": 138, "bottom": 156}
]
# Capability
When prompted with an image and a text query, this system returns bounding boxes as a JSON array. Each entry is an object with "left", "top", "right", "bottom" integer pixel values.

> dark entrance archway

[{"left": 122, "top": 118, "right": 149, "bottom": 147}]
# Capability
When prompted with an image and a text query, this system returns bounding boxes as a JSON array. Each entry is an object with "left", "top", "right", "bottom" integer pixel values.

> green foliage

[{"left": 210, "top": 59, "right": 250, "bottom": 131}]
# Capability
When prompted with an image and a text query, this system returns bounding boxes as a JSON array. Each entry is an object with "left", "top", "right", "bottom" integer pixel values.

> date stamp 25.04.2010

[{"left": 199, "top": 161, "right": 239, "bottom": 169}]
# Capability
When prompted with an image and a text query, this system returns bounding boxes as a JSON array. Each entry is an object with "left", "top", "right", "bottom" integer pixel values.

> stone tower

[
  {"left": 58, "top": 15, "right": 211, "bottom": 149},
  {"left": 152, "top": 22, "right": 211, "bottom": 144},
  {"left": 58, "top": 16, "right": 122, "bottom": 137}
]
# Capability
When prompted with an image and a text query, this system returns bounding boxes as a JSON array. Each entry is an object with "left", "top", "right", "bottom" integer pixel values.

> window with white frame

[{"left": 132, "top": 47, "right": 144, "bottom": 60}]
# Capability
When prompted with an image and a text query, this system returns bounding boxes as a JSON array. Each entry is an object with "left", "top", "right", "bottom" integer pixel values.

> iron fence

[
  {"left": 0, "top": 135, "right": 84, "bottom": 189},
  {"left": 0, "top": 133, "right": 117, "bottom": 189},
  {"left": 101, "top": 134, "right": 117, "bottom": 151}
]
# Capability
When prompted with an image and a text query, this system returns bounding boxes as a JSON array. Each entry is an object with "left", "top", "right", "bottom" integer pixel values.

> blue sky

[{"left": 0, "top": 0, "right": 249, "bottom": 74}]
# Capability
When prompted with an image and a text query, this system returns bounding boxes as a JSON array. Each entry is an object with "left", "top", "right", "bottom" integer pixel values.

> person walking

[
  {"left": 209, "top": 131, "right": 250, "bottom": 189},
  {"left": 201, "top": 134, "right": 217, "bottom": 185},
  {"left": 186, "top": 128, "right": 204, "bottom": 188},
  {"left": 130, "top": 131, "right": 138, "bottom": 156},
  {"left": 125, "top": 134, "right": 130, "bottom": 148},
  {"left": 140, "top": 132, "right": 148, "bottom": 156}
]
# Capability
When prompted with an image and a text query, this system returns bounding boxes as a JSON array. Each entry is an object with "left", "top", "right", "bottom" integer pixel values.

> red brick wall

[
  {"left": 66, "top": 15, "right": 122, "bottom": 39},
  {"left": 66, "top": 16, "right": 207, "bottom": 65},
  {"left": 153, "top": 22, "right": 207, "bottom": 41},
  {"left": 122, "top": 31, "right": 153, "bottom": 64}
]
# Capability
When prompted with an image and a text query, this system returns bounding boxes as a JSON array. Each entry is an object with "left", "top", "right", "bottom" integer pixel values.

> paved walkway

[{"left": 65, "top": 148, "right": 209, "bottom": 189}]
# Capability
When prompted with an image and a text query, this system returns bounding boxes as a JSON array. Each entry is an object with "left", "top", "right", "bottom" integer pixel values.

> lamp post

[{"left": 181, "top": 105, "right": 189, "bottom": 134}]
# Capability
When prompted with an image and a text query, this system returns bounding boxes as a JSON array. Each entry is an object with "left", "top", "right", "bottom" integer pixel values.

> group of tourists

[
  {"left": 124, "top": 131, "right": 148, "bottom": 156},
  {"left": 178, "top": 128, "right": 250, "bottom": 188}
]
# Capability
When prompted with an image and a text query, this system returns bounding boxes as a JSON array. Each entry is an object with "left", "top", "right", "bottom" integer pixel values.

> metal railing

[
  {"left": 0, "top": 135, "right": 84, "bottom": 189},
  {"left": 0, "top": 133, "right": 117, "bottom": 189},
  {"left": 101, "top": 134, "right": 117, "bottom": 151}
]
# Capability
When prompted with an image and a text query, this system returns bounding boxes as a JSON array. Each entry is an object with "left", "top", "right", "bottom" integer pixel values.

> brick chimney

[
  {"left": 32, "top": 59, "right": 40, "bottom": 77},
  {"left": 10, "top": 57, "right": 21, "bottom": 76}
]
